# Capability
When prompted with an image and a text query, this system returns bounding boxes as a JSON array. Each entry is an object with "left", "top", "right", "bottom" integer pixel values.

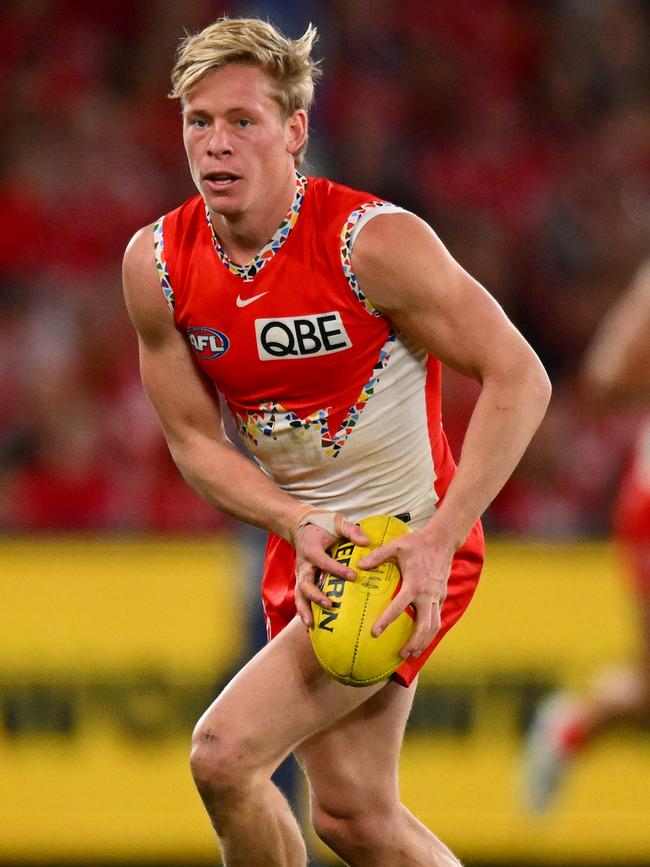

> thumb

[{"left": 340, "top": 518, "right": 370, "bottom": 547}]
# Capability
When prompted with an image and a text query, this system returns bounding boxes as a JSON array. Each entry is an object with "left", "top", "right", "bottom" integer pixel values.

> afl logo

[{"left": 187, "top": 327, "right": 230, "bottom": 360}]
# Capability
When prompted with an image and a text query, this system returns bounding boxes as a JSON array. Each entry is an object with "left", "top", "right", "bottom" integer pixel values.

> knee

[{"left": 189, "top": 718, "right": 256, "bottom": 798}]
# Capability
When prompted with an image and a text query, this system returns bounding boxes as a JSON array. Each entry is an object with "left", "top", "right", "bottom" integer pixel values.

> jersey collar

[{"left": 205, "top": 171, "right": 308, "bottom": 283}]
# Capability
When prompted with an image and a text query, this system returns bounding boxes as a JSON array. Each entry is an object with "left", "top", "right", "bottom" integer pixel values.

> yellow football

[{"left": 309, "top": 514, "right": 414, "bottom": 686}]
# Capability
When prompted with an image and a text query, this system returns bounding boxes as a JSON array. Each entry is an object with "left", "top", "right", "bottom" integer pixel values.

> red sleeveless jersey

[
  {"left": 154, "top": 173, "right": 484, "bottom": 685},
  {"left": 163, "top": 176, "right": 389, "bottom": 418}
]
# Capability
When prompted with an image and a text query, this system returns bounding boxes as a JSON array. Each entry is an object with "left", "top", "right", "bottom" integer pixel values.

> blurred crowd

[{"left": 0, "top": 0, "right": 648, "bottom": 535}]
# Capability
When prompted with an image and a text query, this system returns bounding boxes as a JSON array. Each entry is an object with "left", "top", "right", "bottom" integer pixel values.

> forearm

[
  {"left": 169, "top": 432, "right": 302, "bottom": 541},
  {"left": 428, "top": 362, "right": 551, "bottom": 548},
  {"left": 584, "top": 313, "right": 650, "bottom": 398},
  {"left": 584, "top": 262, "right": 650, "bottom": 397}
]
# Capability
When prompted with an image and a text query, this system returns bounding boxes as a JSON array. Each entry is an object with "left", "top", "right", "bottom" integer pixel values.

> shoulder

[
  {"left": 123, "top": 223, "right": 157, "bottom": 291},
  {"left": 123, "top": 223, "right": 174, "bottom": 344},
  {"left": 350, "top": 211, "right": 454, "bottom": 313},
  {"left": 122, "top": 193, "right": 203, "bottom": 283},
  {"left": 307, "top": 175, "right": 414, "bottom": 254},
  {"left": 352, "top": 210, "right": 442, "bottom": 264}
]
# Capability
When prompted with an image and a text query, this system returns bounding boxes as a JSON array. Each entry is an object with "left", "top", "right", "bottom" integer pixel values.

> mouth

[{"left": 202, "top": 172, "right": 242, "bottom": 189}]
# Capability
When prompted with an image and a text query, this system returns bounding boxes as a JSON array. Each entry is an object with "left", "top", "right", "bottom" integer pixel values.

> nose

[{"left": 207, "top": 123, "right": 233, "bottom": 157}]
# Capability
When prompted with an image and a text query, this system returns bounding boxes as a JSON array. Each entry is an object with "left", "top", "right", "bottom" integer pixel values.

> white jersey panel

[
  {"left": 348, "top": 204, "right": 408, "bottom": 247},
  {"left": 233, "top": 332, "right": 438, "bottom": 528}
]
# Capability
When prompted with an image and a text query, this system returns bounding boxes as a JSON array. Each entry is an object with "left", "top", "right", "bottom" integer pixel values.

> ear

[{"left": 285, "top": 110, "right": 308, "bottom": 157}]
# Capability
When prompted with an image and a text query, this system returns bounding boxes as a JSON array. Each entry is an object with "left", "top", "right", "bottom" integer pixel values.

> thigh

[
  {"left": 195, "top": 616, "right": 387, "bottom": 774},
  {"left": 296, "top": 677, "right": 418, "bottom": 814}
]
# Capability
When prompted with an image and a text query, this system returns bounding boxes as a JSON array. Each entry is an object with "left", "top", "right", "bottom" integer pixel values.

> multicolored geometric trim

[
  {"left": 235, "top": 331, "right": 396, "bottom": 458},
  {"left": 340, "top": 201, "right": 406, "bottom": 317},
  {"left": 206, "top": 171, "right": 307, "bottom": 283},
  {"left": 236, "top": 401, "right": 329, "bottom": 450},
  {"left": 153, "top": 217, "right": 174, "bottom": 311}
]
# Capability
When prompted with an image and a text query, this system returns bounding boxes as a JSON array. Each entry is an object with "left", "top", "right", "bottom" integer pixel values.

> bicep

[
  {"left": 138, "top": 329, "right": 225, "bottom": 446},
  {"left": 351, "top": 213, "right": 535, "bottom": 382},
  {"left": 122, "top": 225, "right": 225, "bottom": 445}
]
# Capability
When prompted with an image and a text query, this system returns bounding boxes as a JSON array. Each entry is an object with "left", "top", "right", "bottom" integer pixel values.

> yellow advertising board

[
  {"left": 1, "top": 538, "right": 649, "bottom": 864},
  {"left": 0, "top": 536, "right": 247, "bottom": 862}
]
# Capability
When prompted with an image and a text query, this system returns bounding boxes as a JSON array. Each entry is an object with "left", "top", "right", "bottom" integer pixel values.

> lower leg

[
  {"left": 300, "top": 680, "right": 462, "bottom": 867},
  {"left": 578, "top": 663, "right": 650, "bottom": 737},
  {"left": 193, "top": 768, "right": 307, "bottom": 867},
  {"left": 401, "top": 807, "right": 463, "bottom": 867},
  {"left": 523, "top": 599, "right": 650, "bottom": 812},
  {"left": 313, "top": 802, "right": 461, "bottom": 867},
  {"left": 570, "top": 596, "right": 650, "bottom": 744},
  {"left": 187, "top": 619, "right": 385, "bottom": 867}
]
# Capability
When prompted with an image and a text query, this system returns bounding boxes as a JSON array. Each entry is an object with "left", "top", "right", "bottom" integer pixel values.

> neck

[{"left": 210, "top": 167, "right": 298, "bottom": 265}]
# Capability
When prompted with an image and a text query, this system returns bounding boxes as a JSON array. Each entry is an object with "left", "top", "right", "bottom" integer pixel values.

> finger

[
  {"left": 304, "top": 546, "right": 357, "bottom": 581},
  {"left": 296, "top": 559, "right": 340, "bottom": 609},
  {"left": 294, "top": 585, "right": 315, "bottom": 628},
  {"left": 339, "top": 517, "right": 370, "bottom": 547},
  {"left": 432, "top": 597, "right": 442, "bottom": 633},
  {"left": 400, "top": 599, "right": 436, "bottom": 659},
  {"left": 371, "top": 591, "right": 410, "bottom": 637},
  {"left": 357, "top": 540, "right": 398, "bottom": 570},
  {"left": 300, "top": 578, "right": 335, "bottom": 612},
  {"left": 293, "top": 570, "right": 317, "bottom": 627},
  {"left": 295, "top": 563, "right": 338, "bottom": 628}
]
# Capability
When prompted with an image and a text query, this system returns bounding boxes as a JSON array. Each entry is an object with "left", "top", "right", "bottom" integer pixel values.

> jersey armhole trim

[
  {"left": 340, "top": 202, "right": 409, "bottom": 317},
  {"left": 153, "top": 216, "right": 175, "bottom": 312}
]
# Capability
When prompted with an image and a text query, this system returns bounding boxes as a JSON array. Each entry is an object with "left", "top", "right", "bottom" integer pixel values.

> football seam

[
  {"left": 350, "top": 591, "right": 369, "bottom": 680},
  {"left": 350, "top": 515, "right": 394, "bottom": 684}
]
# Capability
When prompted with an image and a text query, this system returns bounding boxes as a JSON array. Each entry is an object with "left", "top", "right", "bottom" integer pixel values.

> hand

[
  {"left": 294, "top": 514, "right": 369, "bottom": 629},
  {"left": 357, "top": 530, "right": 454, "bottom": 659}
]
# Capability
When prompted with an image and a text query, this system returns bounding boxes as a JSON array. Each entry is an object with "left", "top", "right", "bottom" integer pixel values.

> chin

[{"left": 205, "top": 194, "right": 245, "bottom": 218}]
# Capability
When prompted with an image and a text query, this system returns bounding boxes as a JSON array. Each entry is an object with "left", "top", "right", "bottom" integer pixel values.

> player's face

[{"left": 182, "top": 64, "right": 306, "bottom": 219}]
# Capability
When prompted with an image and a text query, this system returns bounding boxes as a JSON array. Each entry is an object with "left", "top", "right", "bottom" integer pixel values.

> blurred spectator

[
  {"left": 0, "top": 0, "right": 648, "bottom": 534},
  {"left": 522, "top": 256, "right": 650, "bottom": 813}
]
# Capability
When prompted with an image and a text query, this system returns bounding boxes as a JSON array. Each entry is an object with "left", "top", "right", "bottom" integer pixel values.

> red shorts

[
  {"left": 261, "top": 518, "right": 484, "bottom": 687},
  {"left": 613, "top": 470, "right": 650, "bottom": 598}
]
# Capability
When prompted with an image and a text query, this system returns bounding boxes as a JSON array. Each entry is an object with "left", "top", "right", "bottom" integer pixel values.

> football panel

[{"left": 310, "top": 514, "right": 413, "bottom": 685}]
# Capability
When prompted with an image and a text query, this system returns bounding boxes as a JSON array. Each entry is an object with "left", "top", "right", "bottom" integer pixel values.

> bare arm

[
  {"left": 583, "top": 259, "right": 650, "bottom": 399},
  {"left": 122, "top": 226, "right": 367, "bottom": 606},
  {"left": 353, "top": 213, "right": 551, "bottom": 653}
]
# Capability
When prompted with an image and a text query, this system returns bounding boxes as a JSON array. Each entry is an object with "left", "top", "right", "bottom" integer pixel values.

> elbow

[
  {"left": 488, "top": 349, "right": 551, "bottom": 422},
  {"left": 165, "top": 431, "right": 202, "bottom": 481},
  {"left": 527, "top": 354, "right": 552, "bottom": 421},
  {"left": 166, "top": 428, "right": 228, "bottom": 488},
  {"left": 168, "top": 440, "right": 190, "bottom": 473},
  {"left": 166, "top": 438, "right": 196, "bottom": 484}
]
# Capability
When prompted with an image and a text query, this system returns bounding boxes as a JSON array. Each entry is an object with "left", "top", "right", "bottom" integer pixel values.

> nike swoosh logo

[{"left": 236, "top": 291, "right": 269, "bottom": 308}]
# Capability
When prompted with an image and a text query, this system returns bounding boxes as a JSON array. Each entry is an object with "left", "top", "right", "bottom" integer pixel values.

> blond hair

[{"left": 170, "top": 18, "right": 321, "bottom": 164}]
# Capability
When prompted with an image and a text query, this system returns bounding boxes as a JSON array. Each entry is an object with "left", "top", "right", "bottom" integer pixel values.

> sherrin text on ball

[{"left": 310, "top": 514, "right": 415, "bottom": 686}]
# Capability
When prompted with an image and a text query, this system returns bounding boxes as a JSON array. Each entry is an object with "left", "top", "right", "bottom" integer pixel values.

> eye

[
  {"left": 188, "top": 117, "right": 208, "bottom": 129},
  {"left": 237, "top": 118, "right": 252, "bottom": 128}
]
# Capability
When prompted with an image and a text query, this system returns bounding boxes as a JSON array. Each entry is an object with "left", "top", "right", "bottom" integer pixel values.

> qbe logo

[
  {"left": 187, "top": 326, "right": 230, "bottom": 360},
  {"left": 255, "top": 312, "right": 352, "bottom": 361}
]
